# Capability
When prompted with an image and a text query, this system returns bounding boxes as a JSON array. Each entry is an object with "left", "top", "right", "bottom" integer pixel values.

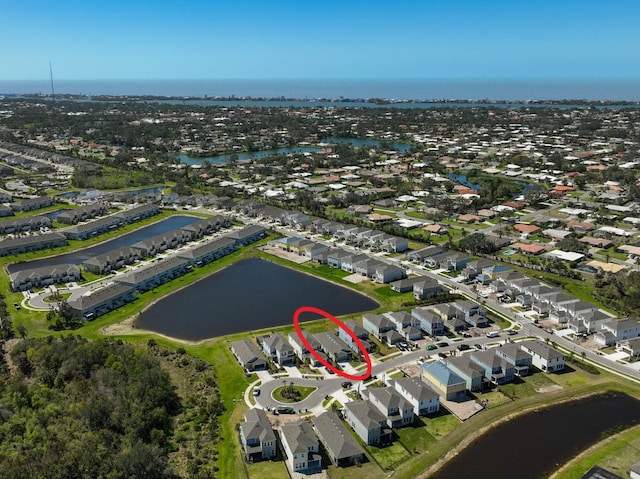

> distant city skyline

[{"left": 3, "top": 0, "right": 640, "bottom": 81}]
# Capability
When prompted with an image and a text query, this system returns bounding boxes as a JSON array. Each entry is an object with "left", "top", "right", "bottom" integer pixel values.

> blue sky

[{"left": 2, "top": 0, "right": 639, "bottom": 80}]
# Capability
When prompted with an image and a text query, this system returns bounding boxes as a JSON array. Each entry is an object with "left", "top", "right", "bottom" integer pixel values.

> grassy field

[
  {"left": 368, "top": 442, "right": 411, "bottom": 471},
  {"left": 272, "top": 384, "right": 317, "bottom": 403}
]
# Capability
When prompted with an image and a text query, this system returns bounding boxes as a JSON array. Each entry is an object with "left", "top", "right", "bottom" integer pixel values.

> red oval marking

[{"left": 293, "top": 306, "right": 372, "bottom": 381}]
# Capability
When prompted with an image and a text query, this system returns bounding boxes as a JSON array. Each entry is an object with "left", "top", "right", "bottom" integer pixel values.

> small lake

[
  {"left": 321, "top": 136, "right": 413, "bottom": 152},
  {"left": 8, "top": 215, "right": 198, "bottom": 274},
  {"left": 432, "top": 391, "right": 640, "bottom": 479},
  {"left": 136, "top": 257, "right": 379, "bottom": 340}
]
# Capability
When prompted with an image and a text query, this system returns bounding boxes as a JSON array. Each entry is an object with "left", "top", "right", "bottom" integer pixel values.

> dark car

[
  {"left": 436, "top": 341, "right": 449, "bottom": 347},
  {"left": 474, "top": 344, "right": 482, "bottom": 350},
  {"left": 437, "top": 352, "right": 447, "bottom": 359},
  {"left": 425, "top": 344, "right": 438, "bottom": 351},
  {"left": 457, "top": 344, "right": 470, "bottom": 351},
  {"left": 507, "top": 329, "right": 518, "bottom": 335},
  {"left": 342, "top": 381, "right": 353, "bottom": 388}
]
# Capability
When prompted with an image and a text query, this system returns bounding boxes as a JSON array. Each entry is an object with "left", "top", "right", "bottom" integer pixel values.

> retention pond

[
  {"left": 136, "top": 257, "right": 379, "bottom": 340},
  {"left": 432, "top": 391, "right": 640, "bottom": 479}
]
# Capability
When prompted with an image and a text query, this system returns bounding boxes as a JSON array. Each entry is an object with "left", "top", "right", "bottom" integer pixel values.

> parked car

[
  {"left": 253, "top": 388, "right": 261, "bottom": 397},
  {"left": 474, "top": 343, "right": 482, "bottom": 350},
  {"left": 437, "top": 352, "right": 447, "bottom": 359},
  {"left": 341, "top": 381, "right": 353, "bottom": 389},
  {"left": 425, "top": 344, "right": 438, "bottom": 351},
  {"left": 507, "top": 330, "right": 518, "bottom": 336},
  {"left": 436, "top": 341, "right": 449, "bottom": 347},
  {"left": 486, "top": 331, "right": 500, "bottom": 338},
  {"left": 457, "top": 344, "right": 470, "bottom": 351}
]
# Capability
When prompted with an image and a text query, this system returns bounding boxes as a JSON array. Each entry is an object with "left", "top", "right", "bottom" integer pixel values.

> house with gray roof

[
  {"left": 10, "top": 264, "right": 81, "bottom": 291},
  {"left": 421, "top": 361, "right": 467, "bottom": 401},
  {"left": 340, "top": 253, "right": 369, "bottom": 273},
  {"left": 469, "top": 350, "right": 515, "bottom": 385},
  {"left": 452, "top": 300, "right": 489, "bottom": 328},
  {"left": 61, "top": 215, "right": 123, "bottom": 240},
  {"left": 0, "top": 232, "right": 67, "bottom": 256},
  {"left": 288, "top": 330, "right": 325, "bottom": 365},
  {"left": 280, "top": 421, "right": 322, "bottom": 473},
  {"left": 338, "top": 319, "right": 373, "bottom": 354},
  {"left": 114, "top": 204, "right": 160, "bottom": 223},
  {"left": 364, "top": 386, "right": 415, "bottom": 428},
  {"left": 131, "top": 230, "right": 190, "bottom": 258},
  {"left": 390, "top": 276, "right": 424, "bottom": 293},
  {"left": 596, "top": 319, "right": 640, "bottom": 346},
  {"left": 239, "top": 408, "right": 276, "bottom": 462},
  {"left": 314, "top": 332, "right": 352, "bottom": 363},
  {"left": 408, "top": 245, "right": 445, "bottom": 263},
  {"left": 388, "top": 377, "right": 440, "bottom": 416},
  {"left": 494, "top": 343, "right": 533, "bottom": 376},
  {"left": 411, "top": 306, "right": 445, "bottom": 336},
  {"left": 326, "top": 249, "right": 352, "bottom": 268},
  {"left": 519, "top": 340, "right": 565, "bottom": 373},
  {"left": 68, "top": 282, "right": 137, "bottom": 321},
  {"left": 258, "top": 333, "right": 295, "bottom": 366},
  {"left": 343, "top": 400, "right": 392, "bottom": 446},
  {"left": 312, "top": 411, "right": 366, "bottom": 467},
  {"left": 230, "top": 339, "right": 268, "bottom": 372},
  {"left": 115, "top": 256, "right": 190, "bottom": 293},
  {"left": 354, "top": 258, "right": 385, "bottom": 278},
  {"left": 413, "top": 279, "right": 444, "bottom": 300},
  {"left": 362, "top": 313, "right": 396, "bottom": 340},
  {"left": 446, "top": 356, "right": 486, "bottom": 392},
  {"left": 384, "top": 311, "right": 423, "bottom": 341},
  {"left": 0, "top": 205, "right": 13, "bottom": 217},
  {"left": 374, "top": 263, "right": 405, "bottom": 284}
]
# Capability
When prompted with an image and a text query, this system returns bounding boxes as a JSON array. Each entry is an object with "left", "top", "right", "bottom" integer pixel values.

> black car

[
  {"left": 437, "top": 352, "right": 447, "bottom": 359},
  {"left": 341, "top": 381, "right": 353, "bottom": 388},
  {"left": 474, "top": 343, "right": 482, "bottom": 350},
  {"left": 457, "top": 344, "right": 470, "bottom": 351}
]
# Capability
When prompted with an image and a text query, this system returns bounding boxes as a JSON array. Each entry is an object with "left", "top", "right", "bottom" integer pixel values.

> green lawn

[
  {"left": 246, "top": 459, "right": 288, "bottom": 479},
  {"left": 424, "top": 411, "right": 460, "bottom": 439},
  {"left": 395, "top": 417, "right": 438, "bottom": 454},
  {"left": 272, "top": 385, "right": 317, "bottom": 403},
  {"left": 368, "top": 442, "right": 411, "bottom": 471}
]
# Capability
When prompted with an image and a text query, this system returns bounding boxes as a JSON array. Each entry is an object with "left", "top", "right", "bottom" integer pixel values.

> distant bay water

[{"left": 1, "top": 78, "right": 640, "bottom": 102}]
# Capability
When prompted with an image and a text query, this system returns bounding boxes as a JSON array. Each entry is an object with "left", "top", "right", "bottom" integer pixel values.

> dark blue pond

[
  {"left": 137, "top": 257, "right": 380, "bottom": 340},
  {"left": 8, "top": 215, "right": 198, "bottom": 274}
]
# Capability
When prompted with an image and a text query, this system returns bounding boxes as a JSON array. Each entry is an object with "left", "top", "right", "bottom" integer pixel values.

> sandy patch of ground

[
  {"left": 343, "top": 273, "right": 369, "bottom": 283},
  {"left": 536, "top": 384, "right": 563, "bottom": 393},
  {"left": 100, "top": 315, "right": 208, "bottom": 346}
]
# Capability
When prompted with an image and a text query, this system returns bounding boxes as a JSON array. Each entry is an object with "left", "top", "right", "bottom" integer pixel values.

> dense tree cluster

[
  {"left": 0, "top": 337, "right": 223, "bottom": 479},
  {"left": 594, "top": 271, "right": 640, "bottom": 316}
]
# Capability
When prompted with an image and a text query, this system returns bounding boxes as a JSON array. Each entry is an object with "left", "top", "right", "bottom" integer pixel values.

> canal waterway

[
  {"left": 136, "top": 257, "right": 379, "bottom": 340},
  {"left": 432, "top": 391, "right": 640, "bottom": 479},
  {"left": 8, "top": 215, "right": 199, "bottom": 274},
  {"left": 178, "top": 137, "right": 412, "bottom": 165}
]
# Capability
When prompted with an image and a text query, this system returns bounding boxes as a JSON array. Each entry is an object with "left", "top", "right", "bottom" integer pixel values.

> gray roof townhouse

[
  {"left": 280, "top": 421, "right": 322, "bottom": 473},
  {"left": 61, "top": 215, "right": 123, "bottom": 240},
  {"left": 82, "top": 247, "right": 140, "bottom": 275},
  {"left": 115, "top": 256, "right": 190, "bottom": 293},
  {"left": 312, "top": 411, "right": 366, "bottom": 467},
  {"left": 68, "top": 282, "right": 137, "bottom": 321},
  {"left": 10, "top": 195, "right": 54, "bottom": 212},
  {"left": 0, "top": 215, "right": 51, "bottom": 234},
  {"left": 408, "top": 245, "right": 445, "bottom": 263},
  {"left": 373, "top": 263, "right": 406, "bottom": 284},
  {"left": 114, "top": 204, "right": 160, "bottom": 223},
  {"left": 390, "top": 277, "right": 424, "bottom": 293},
  {"left": 56, "top": 203, "right": 108, "bottom": 224},
  {"left": 224, "top": 224, "right": 266, "bottom": 246},
  {"left": 388, "top": 377, "right": 440, "bottom": 416},
  {"left": 452, "top": 300, "right": 489, "bottom": 327},
  {"left": 10, "top": 264, "right": 81, "bottom": 291},
  {"left": 519, "top": 340, "right": 565, "bottom": 373},
  {"left": 343, "top": 400, "right": 392, "bottom": 446},
  {"left": 239, "top": 408, "right": 277, "bottom": 462},
  {"left": 230, "top": 339, "right": 268, "bottom": 372},
  {"left": 177, "top": 237, "right": 237, "bottom": 266},
  {"left": 0, "top": 232, "right": 67, "bottom": 256}
]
